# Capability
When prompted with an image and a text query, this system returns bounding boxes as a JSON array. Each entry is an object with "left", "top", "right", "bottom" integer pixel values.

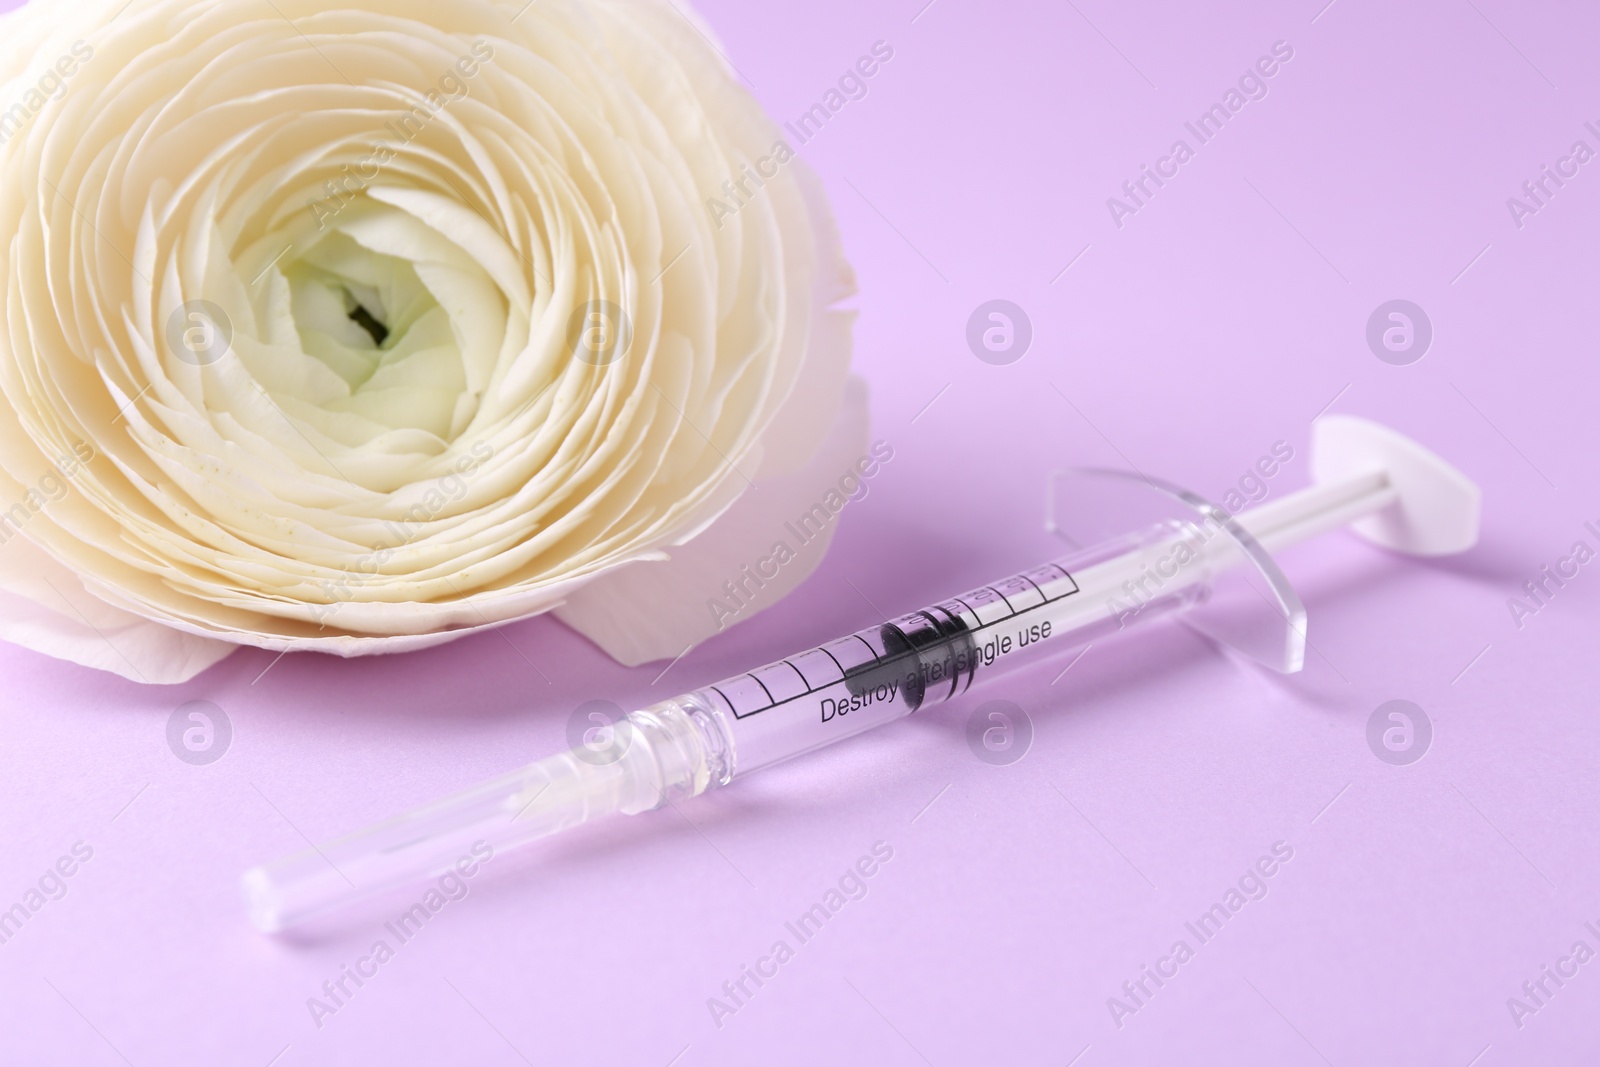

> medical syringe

[{"left": 244, "top": 417, "right": 1480, "bottom": 932}]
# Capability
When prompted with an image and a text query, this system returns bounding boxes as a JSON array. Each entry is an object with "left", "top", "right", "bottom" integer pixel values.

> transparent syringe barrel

[
  {"left": 685, "top": 518, "right": 1218, "bottom": 780},
  {"left": 246, "top": 518, "right": 1219, "bottom": 931}
]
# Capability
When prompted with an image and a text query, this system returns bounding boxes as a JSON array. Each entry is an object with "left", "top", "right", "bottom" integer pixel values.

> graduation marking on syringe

[{"left": 720, "top": 568, "right": 1082, "bottom": 720}]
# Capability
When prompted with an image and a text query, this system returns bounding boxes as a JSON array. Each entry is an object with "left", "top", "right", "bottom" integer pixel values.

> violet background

[{"left": 2, "top": 0, "right": 1598, "bottom": 1064}]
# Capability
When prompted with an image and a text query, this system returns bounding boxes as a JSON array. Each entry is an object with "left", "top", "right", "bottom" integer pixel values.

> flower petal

[
  {"left": 555, "top": 376, "right": 870, "bottom": 664},
  {"left": 0, "top": 532, "right": 235, "bottom": 683}
]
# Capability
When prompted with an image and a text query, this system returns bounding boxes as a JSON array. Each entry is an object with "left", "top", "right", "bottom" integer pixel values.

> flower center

[
  {"left": 283, "top": 233, "right": 440, "bottom": 378},
  {"left": 265, "top": 224, "right": 477, "bottom": 445},
  {"left": 346, "top": 295, "right": 389, "bottom": 348},
  {"left": 238, "top": 193, "right": 510, "bottom": 469}
]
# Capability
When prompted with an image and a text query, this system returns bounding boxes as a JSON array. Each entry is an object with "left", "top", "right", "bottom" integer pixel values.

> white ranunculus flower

[{"left": 0, "top": 0, "right": 862, "bottom": 683}]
